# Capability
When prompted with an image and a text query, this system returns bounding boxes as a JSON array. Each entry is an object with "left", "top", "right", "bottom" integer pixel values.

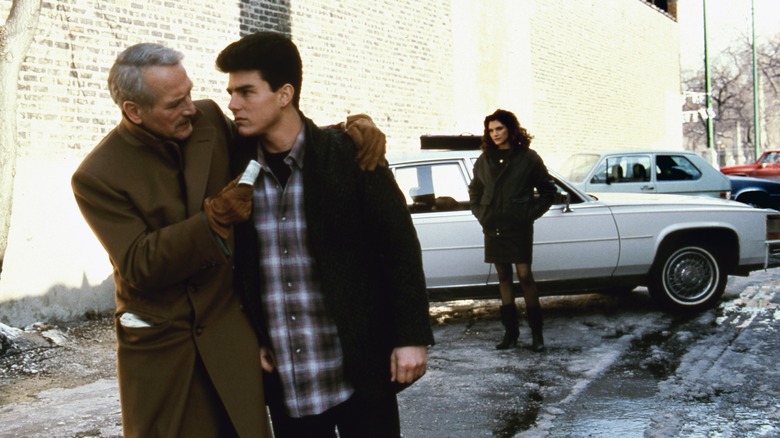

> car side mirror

[{"left": 555, "top": 191, "right": 572, "bottom": 213}]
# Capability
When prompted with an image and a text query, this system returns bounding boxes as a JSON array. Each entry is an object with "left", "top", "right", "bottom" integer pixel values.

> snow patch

[{"left": 0, "top": 322, "right": 23, "bottom": 340}]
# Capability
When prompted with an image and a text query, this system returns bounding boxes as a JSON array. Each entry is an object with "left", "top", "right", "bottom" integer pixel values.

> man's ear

[
  {"left": 122, "top": 101, "right": 144, "bottom": 124},
  {"left": 277, "top": 84, "right": 295, "bottom": 108}
]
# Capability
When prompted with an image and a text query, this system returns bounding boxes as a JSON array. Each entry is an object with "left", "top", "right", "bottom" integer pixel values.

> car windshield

[
  {"left": 759, "top": 152, "right": 780, "bottom": 164},
  {"left": 558, "top": 153, "right": 599, "bottom": 182}
]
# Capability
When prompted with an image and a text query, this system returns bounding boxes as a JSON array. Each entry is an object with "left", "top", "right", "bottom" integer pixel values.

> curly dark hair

[{"left": 481, "top": 109, "right": 533, "bottom": 151}]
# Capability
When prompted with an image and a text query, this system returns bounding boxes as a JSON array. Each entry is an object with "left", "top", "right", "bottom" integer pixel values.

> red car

[{"left": 720, "top": 150, "right": 780, "bottom": 180}]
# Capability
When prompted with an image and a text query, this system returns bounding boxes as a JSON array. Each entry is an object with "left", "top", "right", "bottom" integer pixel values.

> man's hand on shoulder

[{"left": 344, "top": 114, "right": 387, "bottom": 171}]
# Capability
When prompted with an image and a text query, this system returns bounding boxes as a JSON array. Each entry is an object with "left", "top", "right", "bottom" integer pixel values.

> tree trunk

[{"left": 0, "top": 0, "right": 42, "bottom": 278}]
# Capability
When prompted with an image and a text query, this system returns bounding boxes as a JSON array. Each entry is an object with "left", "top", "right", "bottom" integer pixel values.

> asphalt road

[
  {"left": 1, "top": 269, "right": 779, "bottom": 437},
  {"left": 399, "top": 271, "right": 780, "bottom": 437}
]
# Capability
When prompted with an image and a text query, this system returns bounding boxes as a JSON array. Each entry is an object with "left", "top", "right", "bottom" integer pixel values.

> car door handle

[{"left": 640, "top": 185, "right": 655, "bottom": 191}]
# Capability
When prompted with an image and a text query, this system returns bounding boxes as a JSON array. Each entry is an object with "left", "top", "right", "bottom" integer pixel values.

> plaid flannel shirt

[{"left": 252, "top": 129, "right": 353, "bottom": 417}]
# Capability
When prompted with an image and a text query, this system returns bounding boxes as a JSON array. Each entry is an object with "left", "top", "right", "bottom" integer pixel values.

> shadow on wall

[
  {"left": 0, "top": 273, "right": 114, "bottom": 328},
  {"left": 238, "top": 0, "right": 292, "bottom": 36},
  {"left": 0, "top": 156, "right": 114, "bottom": 328}
]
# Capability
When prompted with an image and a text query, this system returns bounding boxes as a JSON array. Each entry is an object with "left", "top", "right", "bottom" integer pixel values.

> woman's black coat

[{"left": 468, "top": 146, "right": 556, "bottom": 236}]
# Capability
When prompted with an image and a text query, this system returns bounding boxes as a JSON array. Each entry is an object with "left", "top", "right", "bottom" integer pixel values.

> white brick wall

[
  {"left": 530, "top": 0, "right": 681, "bottom": 167},
  {"left": 288, "top": 0, "right": 454, "bottom": 150},
  {"left": 5, "top": 0, "right": 244, "bottom": 157},
  {"left": 2, "top": 0, "right": 679, "bottom": 159}
]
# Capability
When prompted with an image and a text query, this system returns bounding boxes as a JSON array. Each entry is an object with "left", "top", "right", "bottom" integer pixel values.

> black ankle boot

[
  {"left": 496, "top": 304, "right": 519, "bottom": 350},
  {"left": 526, "top": 306, "right": 545, "bottom": 352},
  {"left": 530, "top": 328, "right": 544, "bottom": 352}
]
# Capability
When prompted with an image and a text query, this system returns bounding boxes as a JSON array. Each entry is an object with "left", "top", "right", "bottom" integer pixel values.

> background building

[{"left": 0, "top": 0, "right": 680, "bottom": 325}]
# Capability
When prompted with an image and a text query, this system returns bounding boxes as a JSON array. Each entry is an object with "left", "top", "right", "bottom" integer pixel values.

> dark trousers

[{"left": 267, "top": 392, "right": 400, "bottom": 438}]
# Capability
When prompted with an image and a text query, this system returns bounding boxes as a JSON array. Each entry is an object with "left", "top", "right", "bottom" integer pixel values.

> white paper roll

[{"left": 239, "top": 160, "right": 261, "bottom": 186}]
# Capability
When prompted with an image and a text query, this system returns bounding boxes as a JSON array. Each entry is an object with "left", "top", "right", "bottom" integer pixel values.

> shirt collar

[
  {"left": 286, "top": 126, "right": 306, "bottom": 168},
  {"left": 256, "top": 124, "right": 306, "bottom": 169}
]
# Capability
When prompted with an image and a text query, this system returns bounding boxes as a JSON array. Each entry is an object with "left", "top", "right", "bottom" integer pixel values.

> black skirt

[{"left": 484, "top": 227, "right": 534, "bottom": 264}]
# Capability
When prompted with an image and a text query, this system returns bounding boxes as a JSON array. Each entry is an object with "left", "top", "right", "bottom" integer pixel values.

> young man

[
  {"left": 217, "top": 32, "right": 434, "bottom": 437},
  {"left": 72, "top": 43, "right": 385, "bottom": 437}
]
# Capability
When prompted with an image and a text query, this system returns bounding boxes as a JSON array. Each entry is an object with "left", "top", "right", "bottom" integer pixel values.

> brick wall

[
  {"left": 530, "top": 0, "right": 682, "bottom": 166},
  {"left": 285, "top": 0, "right": 454, "bottom": 149},
  {"left": 2, "top": 0, "right": 679, "bottom": 160},
  {"left": 2, "top": 0, "right": 244, "bottom": 158}
]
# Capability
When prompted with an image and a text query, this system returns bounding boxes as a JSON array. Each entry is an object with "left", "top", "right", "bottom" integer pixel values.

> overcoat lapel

[{"left": 183, "top": 125, "right": 216, "bottom": 216}]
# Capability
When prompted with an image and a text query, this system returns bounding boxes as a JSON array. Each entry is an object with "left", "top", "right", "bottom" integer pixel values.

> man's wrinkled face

[
  {"left": 134, "top": 64, "right": 196, "bottom": 141},
  {"left": 226, "top": 70, "right": 286, "bottom": 138}
]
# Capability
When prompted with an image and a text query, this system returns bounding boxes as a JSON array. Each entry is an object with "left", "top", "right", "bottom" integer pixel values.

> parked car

[
  {"left": 720, "top": 150, "right": 780, "bottom": 180},
  {"left": 557, "top": 150, "right": 731, "bottom": 199},
  {"left": 554, "top": 149, "right": 780, "bottom": 210},
  {"left": 728, "top": 175, "right": 780, "bottom": 210},
  {"left": 388, "top": 148, "right": 780, "bottom": 313}
]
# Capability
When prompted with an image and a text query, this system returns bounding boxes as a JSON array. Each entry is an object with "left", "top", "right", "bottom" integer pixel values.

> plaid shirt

[{"left": 252, "top": 128, "right": 353, "bottom": 417}]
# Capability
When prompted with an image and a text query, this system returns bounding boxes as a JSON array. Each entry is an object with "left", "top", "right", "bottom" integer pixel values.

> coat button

[{"left": 195, "top": 326, "right": 204, "bottom": 335}]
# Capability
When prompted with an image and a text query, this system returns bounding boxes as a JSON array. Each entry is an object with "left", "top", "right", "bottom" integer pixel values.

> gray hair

[{"left": 108, "top": 43, "right": 184, "bottom": 108}]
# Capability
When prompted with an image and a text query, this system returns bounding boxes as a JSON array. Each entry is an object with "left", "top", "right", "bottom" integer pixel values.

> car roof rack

[{"left": 420, "top": 135, "right": 482, "bottom": 151}]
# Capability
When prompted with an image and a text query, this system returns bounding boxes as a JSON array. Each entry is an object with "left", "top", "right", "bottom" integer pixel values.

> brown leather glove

[
  {"left": 203, "top": 176, "right": 253, "bottom": 240},
  {"left": 345, "top": 114, "right": 387, "bottom": 171}
]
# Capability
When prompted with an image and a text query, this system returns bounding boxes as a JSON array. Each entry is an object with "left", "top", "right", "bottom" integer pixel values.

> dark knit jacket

[
  {"left": 468, "top": 146, "right": 556, "bottom": 236},
  {"left": 232, "top": 113, "right": 435, "bottom": 401}
]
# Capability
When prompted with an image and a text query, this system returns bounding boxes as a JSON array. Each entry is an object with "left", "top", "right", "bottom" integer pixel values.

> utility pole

[
  {"left": 751, "top": 0, "right": 760, "bottom": 161},
  {"left": 703, "top": 0, "right": 715, "bottom": 153}
]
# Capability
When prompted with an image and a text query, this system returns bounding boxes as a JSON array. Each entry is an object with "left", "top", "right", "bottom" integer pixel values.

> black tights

[{"left": 495, "top": 263, "right": 541, "bottom": 309}]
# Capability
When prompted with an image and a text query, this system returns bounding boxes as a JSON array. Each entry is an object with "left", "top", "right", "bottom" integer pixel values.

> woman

[{"left": 468, "top": 109, "right": 556, "bottom": 351}]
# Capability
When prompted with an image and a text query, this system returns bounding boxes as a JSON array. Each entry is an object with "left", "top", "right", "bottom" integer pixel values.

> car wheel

[{"left": 648, "top": 244, "right": 726, "bottom": 312}]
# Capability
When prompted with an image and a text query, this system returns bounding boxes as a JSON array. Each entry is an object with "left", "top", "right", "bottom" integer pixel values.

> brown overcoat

[{"left": 72, "top": 100, "right": 268, "bottom": 437}]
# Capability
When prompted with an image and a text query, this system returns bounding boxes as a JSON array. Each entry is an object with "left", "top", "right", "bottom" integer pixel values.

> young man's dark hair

[{"left": 216, "top": 31, "right": 303, "bottom": 109}]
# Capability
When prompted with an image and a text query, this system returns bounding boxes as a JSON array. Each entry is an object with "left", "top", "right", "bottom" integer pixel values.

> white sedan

[
  {"left": 388, "top": 149, "right": 780, "bottom": 313},
  {"left": 557, "top": 150, "right": 732, "bottom": 199}
]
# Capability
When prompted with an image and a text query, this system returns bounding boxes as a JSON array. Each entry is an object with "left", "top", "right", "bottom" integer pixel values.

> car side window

[
  {"left": 547, "top": 179, "right": 586, "bottom": 205},
  {"left": 591, "top": 155, "right": 651, "bottom": 184},
  {"left": 393, "top": 162, "right": 470, "bottom": 213},
  {"left": 591, "top": 160, "right": 610, "bottom": 183},
  {"left": 655, "top": 155, "right": 702, "bottom": 181}
]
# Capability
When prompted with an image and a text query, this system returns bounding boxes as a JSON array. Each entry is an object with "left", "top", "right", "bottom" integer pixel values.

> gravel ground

[
  {"left": 0, "top": 315, "right": 117, "bottom": 405},
  {"left": 0, "top": 302, "right": 498, "bottom": 438}
]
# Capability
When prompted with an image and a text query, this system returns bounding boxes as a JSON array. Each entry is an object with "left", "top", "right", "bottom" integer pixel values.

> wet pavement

[
  {"left": 398, "top": 270, "right": 780, "bottom": 437},
  {"left": 1, "top": 269, "right": 779, "bottom": 437}
]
